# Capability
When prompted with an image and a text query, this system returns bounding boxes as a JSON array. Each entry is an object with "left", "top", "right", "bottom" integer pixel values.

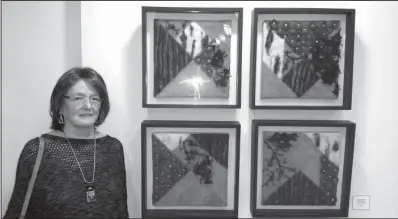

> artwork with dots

[
  {"left": 153, "top": 19, "right": 232, "bottom": 99},
  {"left": 151, "top": 133, "right": 229, "bottom": 206},
  {"left": 261, "top": 131, "right": 343, "bottom": 206},
  {"left": 261, "top": 20, "right": 344, "bottom": 99}
]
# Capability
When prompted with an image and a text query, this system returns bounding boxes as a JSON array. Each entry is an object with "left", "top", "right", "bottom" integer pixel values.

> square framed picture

[
  {"left": 249, "top": 8, "right": 355, "bottom": 109},
  {"left": 142, "top": 7, "right": 243, "bottom": 108},
  {"left": 251, "top": 120, "right": 356, "bottom": 217},
  {"left": 141, "top": 120, "right": 240, "bottom": 218}
]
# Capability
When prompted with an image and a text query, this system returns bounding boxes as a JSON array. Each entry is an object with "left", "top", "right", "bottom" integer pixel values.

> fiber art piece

[
  {"left": 143, "top": 7, "right": 242, "bottom": 108},
  {"left": 250, "top": 8, "right": 355, "bottom": 109},
  {"left": 142, "top": 120, "right": 240, "bottom": 218},
  {"left": 251, "top": 120, "right": 356, "bottom": 217}
]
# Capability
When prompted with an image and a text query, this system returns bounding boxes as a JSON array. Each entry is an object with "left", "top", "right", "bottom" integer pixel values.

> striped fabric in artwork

[
  {"left": 153, "top": 21, "right": 193, "bottom": 97},
  {"left": 282, "top": 60, "right": 320, "bottom": 97}
]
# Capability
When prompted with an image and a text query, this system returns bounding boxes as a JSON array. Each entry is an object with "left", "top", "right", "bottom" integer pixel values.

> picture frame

[
  {"left": 142, "top": 6, "right": 243, "bottom": 108},
  {"left": 141, "top": 120, "right": 241, "bottom": 218},
  {"left": 249, "top": 8, "right": 356, "bottom": 110},
  {"left": 250, "top": 120, "right": 356, "bottom": 217}
]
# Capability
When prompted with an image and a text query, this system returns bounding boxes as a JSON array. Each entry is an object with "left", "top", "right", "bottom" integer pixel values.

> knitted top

[{"left": 3, "top": 134, "right": 129, "bottom": 219}]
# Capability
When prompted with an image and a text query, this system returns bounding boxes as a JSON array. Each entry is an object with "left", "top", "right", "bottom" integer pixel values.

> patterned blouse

[{"left": 4, "top": 134, "right": 129, "bottom": 218}]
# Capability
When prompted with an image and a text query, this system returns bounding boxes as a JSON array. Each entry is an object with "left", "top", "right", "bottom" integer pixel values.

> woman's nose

[{"left": 81, "top": 98, "right": 93, "bottom": 109}]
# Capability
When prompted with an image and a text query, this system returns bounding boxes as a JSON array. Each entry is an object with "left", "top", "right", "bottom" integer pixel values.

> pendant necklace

[{"left": 63, "top": 130, "right": 97, "bottom": 203}]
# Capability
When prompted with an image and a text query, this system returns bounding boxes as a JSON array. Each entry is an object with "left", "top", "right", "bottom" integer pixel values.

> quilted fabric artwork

[
  {"left": 153, "top": 19, "right": 232, "bottom": 99},
  {"left": 261, "top": 131, "right": 342, "bottom": 206},
  {"left": 261, "top": 20, "right": 343, "bottom": 99},
  {"left": 151, "top": 133, "right": 229, "bottom": 207}
]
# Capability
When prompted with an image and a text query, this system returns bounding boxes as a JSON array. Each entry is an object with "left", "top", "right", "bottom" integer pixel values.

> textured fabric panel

[
  {"left": 154, "top": 20, "right": 193, "bottom": 97},
  {"left": 261, "top": 131, "right": 341, "bottom": 207},
  {"left": 262, "top": 19, "right": 342, "bottom": 99},
  {"left": 3, "top": 134, "right": 129, "bottom": 219},
  {"left": 262, "top": 171, "right": 330, "bottom": 205},
  {"left": 152, "top": 134, "right": 190, "bottom": 205}
]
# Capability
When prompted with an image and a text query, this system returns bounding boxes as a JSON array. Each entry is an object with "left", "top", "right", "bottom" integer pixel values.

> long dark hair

[{"left": 49, "top": 67, "right": 110, "bottom": 130}]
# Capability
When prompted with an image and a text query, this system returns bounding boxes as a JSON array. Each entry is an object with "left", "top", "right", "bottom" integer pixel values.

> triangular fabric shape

[
  {"left": 154, "top": 171, "right": 202, "bottom": 206},
  {"left": 262, "top": 171, "right": 336, "bottom": 206},
  {"left": 300, "top": 80, "right": 337, "bottom": 99},
  {"left": 261, "top": 131, "right": 323, "bottom": 202},
  {"left": 152, "top": 134, "right": 190, "bottom": 205},
  {"left": 260, "top": 62, "right": 297, "bottom": 99},
  {"left": 189, "top": 133, "right": 229, "bottom": 169},
  {"left": 154, "top": 171, "right": 227, "bottom": 207},
  {"left": 304, "top": 132, "right": 342, "bottom": 166},
  {"left": 156, "top": 61, "right": 229, "bottom": 98},
  {"left": 153, "top": 22, "right": 193, "bottom": 97},
  {"left": 263, "top": 132, "right": 322, "bottom": 172},
  {"left": 281, "top": 61, "right": 320, "bottom": 98}
]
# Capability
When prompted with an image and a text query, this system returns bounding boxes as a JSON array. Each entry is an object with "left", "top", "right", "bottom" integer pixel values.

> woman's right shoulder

[{"left": 19, "top": 136, "right": 43, "bottom": 163}]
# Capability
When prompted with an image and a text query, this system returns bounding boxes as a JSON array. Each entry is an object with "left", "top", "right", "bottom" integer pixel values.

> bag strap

[{"left": 19, "top": 136, "right": 45, "bottom": 219}]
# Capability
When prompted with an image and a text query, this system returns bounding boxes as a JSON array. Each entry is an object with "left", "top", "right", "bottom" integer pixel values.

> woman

[{"left": 4, "top": 67, "right": 129, "bottom": 218}]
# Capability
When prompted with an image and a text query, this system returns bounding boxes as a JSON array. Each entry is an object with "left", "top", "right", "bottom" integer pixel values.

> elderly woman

[{"left": 4, "top": 67, "right": 129, "bottom": 218}]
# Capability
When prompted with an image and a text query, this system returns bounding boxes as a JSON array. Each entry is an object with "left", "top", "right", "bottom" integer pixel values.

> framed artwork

[
  {"left": 141, "top": 120, "right": 240, "bottom": 218},
  {"left": 249, "top": 8, "right": 355, "bottom": 109},
  {"left": 142, "top": 7, "right": 243, "bottom": 108},
  {"left": 251, "top": 120, "right": 356, "bottom": 217}
]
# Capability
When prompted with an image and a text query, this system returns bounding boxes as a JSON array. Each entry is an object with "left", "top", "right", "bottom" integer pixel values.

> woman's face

[{"left": 60, "top": 80, "right": 102, "bottom": 129}]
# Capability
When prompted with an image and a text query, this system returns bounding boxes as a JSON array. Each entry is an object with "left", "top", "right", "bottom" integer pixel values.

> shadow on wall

[
  {"left": 347, "top": 33, "right": 371, "bottom": 217},
  {"left": 122, "top": 24, "right": 146, "bottom": 218}
]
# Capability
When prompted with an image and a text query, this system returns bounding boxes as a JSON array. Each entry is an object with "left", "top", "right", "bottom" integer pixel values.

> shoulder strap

[{"left": 19, "top": 136, "right": 45, "bottom": 219}]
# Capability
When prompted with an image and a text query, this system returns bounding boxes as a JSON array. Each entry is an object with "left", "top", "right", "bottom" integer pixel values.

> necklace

[{"left": 63, "top": 130, "right": 97, "bottom": 203}]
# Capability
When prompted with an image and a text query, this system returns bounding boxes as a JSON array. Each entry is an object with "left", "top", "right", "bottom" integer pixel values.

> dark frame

[
  {"left": 141, "top": 120, "right": 241, "bottom": 218},
  {"left": 142, "top": 6, "right": 243, "bottom": 108},
  {"left": 250, "top": 120, "right": 356, "bottom": 217},
  {"left": 249, "top": 8, "right": 356, "bottom": 110}
]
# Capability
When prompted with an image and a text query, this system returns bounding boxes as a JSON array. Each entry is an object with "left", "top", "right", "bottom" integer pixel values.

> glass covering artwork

[
  {"left": 261, "top": 20, "right": 343, "bottom": 99},
  {"left": 261, "top": 131, "right": 342, "bottom": 206},
  {"left": 151, "top": 133, "right": 229, "bottom": 207},
  {"left": 153, "top": 19, "right": 232, "bottom": 99}
]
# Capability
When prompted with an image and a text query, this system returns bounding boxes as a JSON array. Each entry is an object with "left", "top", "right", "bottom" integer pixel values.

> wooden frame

[
  {"left": 249, "top": 8, "right": 355, "bottom": 110},
  {"left": 142, "top": 120, "right": 241, "bottom": 218},
  {"left": 142, "top": 6, "right": 243, "bottom": 108},
  {"left": 251, "top": 120, "right": 356, "bottom": 217}
]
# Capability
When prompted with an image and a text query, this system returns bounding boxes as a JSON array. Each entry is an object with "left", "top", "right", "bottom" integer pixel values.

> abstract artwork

[
  {"left": 151, "top": 133, "right": 229, "bottom": 207},
  {"left": 153, "top": 20, "right": 232, "bottom": 99},
  {"left": 143, "top": 7, "right": 243, "bottom": 108},
  {"left": 251, "top": 120, "right": 356, "bottom": 218},
  {"left": 250, "top": 8, "right": 355, "bottom": 109},
  {"left": 142, "top": 120, "right": 240, "bottom": 218},
  {"left": 261, "top": 131, "right": 342, "bottom": 206},
  {"left": 261, "top": 20, "right": 342, "bottom": 99}
]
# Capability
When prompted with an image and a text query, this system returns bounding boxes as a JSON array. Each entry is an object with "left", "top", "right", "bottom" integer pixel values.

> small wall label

[{"left": 352, "top": 195, "right": 370, "bottom": 210}]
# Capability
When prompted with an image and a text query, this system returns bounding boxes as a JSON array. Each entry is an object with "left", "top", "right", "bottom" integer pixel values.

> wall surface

[
  {"left": 2, "top": 1, "right": 398, "bottom": 218},
  {"left": 1, "top": 1, "right": 82, "bottom": 215}
]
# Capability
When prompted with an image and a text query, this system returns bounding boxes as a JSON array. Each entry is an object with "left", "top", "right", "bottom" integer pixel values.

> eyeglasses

[{"left": 64, "top": 95, "right": 103, "bottom": 107}]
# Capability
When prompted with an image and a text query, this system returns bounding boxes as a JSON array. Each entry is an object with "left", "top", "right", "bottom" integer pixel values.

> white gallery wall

[
  {"left": 2, "top": 1, "right": 398, "bottom": 218},
  {"left": 1, "top": 1, "right": 82, "bottom": 215}
]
